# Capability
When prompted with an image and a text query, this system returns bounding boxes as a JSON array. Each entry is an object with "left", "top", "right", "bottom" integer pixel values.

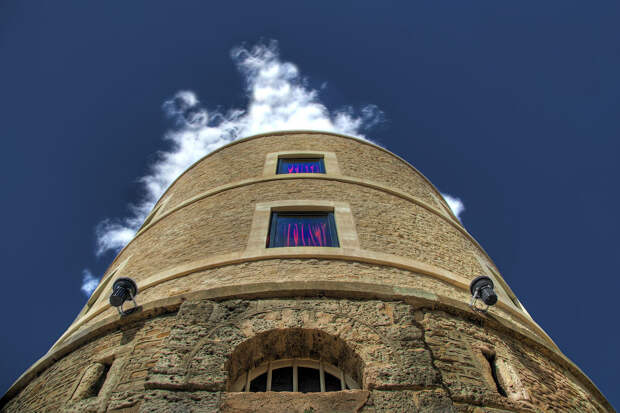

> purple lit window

[
  {"left": 267, "top": 212, "right": 339, "bottom": 248},
  {"left": 277, "top": 158, "right": 325, "bottom": 174}
]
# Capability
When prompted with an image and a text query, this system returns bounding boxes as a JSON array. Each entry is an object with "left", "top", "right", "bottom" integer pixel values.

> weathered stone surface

[
  {"left": 84, "top": 259, "right": 530, "bottom": 339},
  {"left": 2, "top": 132, "right": 613, "bottom": 413},
  {"left": 4, "top": 296, "right": 614, "bottom": 412},
  {"left": 71, "top": 363, "right": 107, "bottom": 401},
  {"left": 147, "top": 299, "right": 438, "bottom": 392},
  {"left": 453, "top": 404, "right": 525, "bottom": 413},
  {"left": 362, "top": 389, "right": 454, "bottom": 412},
  {"left": 154, "top": 133, "right": 446, "bottom": 215},
  {"left": 416, "top": 310, "right": 608, "bottom": 413},
  {"left": 138, "top": 390, "right": 219, "bottom": 412},
  {"left": 220, "top": 390, "right": 369, "bottom": 413},
  {"left": 99, "top": 180, "right": 484, "bottom": 293},
  {"left": 3, "top": 313, "right": 177, "bottom": 413}
]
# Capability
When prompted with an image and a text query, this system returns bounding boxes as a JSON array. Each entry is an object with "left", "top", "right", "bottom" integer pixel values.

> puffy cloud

[
  {"left": 80, "top": 269, "right": 98, "bottom": 296},
  {"left": 95, "top": 40, "right": 382, "bottom": 256},
  {"left": 441, "top": 192, "right": 465, "bottom": 221},
  {"left": 95, "top": 220, "right": 137, "bottom": 256}
]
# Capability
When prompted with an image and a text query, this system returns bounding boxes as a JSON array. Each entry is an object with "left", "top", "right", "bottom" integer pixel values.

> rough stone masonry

[{"left": 1, "top": 132, "right": 613, "bottom": 412}]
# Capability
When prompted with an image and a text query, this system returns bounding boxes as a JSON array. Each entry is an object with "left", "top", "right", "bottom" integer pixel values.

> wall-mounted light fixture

[
  {"left": 469, "top": 275, "right": 497, "bottom": 312},
  {"left": 109, "top": 277, "right": 138, "bottom": 316}
]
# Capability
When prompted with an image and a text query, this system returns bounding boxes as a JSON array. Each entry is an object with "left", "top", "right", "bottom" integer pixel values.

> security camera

[
  {"left": 469, "top": 275, "right": 497, "bottom": 311},
  {"left": 109, "top": 277, "right": 138, "bottom": 316}
]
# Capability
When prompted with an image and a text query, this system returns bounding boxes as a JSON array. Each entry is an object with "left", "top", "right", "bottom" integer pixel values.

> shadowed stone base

[{"left": 2, "top": 298, "right": 612, "bottom": 413}]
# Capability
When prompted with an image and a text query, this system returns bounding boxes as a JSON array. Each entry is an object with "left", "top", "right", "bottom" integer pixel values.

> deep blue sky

[{"left": 1, "top": 1, "right": 618, "bottom": 408}]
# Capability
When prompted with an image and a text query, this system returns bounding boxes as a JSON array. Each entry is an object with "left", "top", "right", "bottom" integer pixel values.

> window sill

[{"left": 220, "top": 390, "right": 369, "bottom": 412}]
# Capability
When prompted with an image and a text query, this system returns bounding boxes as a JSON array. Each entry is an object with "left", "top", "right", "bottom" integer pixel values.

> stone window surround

[
  {"left": 263, "top": 151, "right": 341, "bottom": 176},
  {"left": 65, "top": 345, "right": 130, "bottom": 411},
  {"left": 69, "top": 362, "right": 110, "bottom": 401},
  {"left": 475, "top": 345, "right": 531, "bottom": 402},
  {"left": 231, "top": 358, "right": 359, "bottom": 392},
  {"left": 246, "top": 200, "right": 360, "bottom": 254}
]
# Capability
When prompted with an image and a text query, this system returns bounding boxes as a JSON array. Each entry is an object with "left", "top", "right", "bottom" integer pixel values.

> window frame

[
  {"left": 231, "top": 358, "right": 360, "bottom": 392},
  {"left": 276, "top": 157, "right": 326, "bottom": 175},
  {"left": 267, "top": 211, "right": 339, "bottom": 248},
  {"left": 245, "top": 200, "right": 360, "bottom": 253},
  {"left": 263, "top": 151, "right": 341, "bottom": 176}
]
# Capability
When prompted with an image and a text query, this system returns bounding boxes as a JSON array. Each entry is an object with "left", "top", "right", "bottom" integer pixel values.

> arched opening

[
  {"left": 227, "top": 328, "right": 363, "bottom": 392},
  {"left": 232, "top": 358, "right": 358, "bottom": 392}
]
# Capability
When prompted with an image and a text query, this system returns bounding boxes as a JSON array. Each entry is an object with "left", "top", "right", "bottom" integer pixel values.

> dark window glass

[
  {"left": 298, "top": 367, "right": 321, "bottom": 393},
  {"left": 249, "top": 372, "right": 267, "bottom": 392},
  {"left": 325, "top": 371, "right": 342, "bottom": 391},
  {"left": 271, "top": 367, "right": 294, "bottom": 392},
  {"left": 268, "top": 212, "right": 339, "bottom": 248},
  {"left": 277, "top": 158, "right": 325, "bottom": 174}
]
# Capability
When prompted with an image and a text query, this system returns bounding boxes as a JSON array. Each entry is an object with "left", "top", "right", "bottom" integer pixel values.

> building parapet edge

[{"left": 53, "top": 249, "right": 553, "bottom": 351}]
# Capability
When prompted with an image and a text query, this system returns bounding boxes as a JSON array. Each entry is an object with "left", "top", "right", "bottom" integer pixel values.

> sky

[{"left": 1, "top": 1, "right": 619, "bottom": 408}]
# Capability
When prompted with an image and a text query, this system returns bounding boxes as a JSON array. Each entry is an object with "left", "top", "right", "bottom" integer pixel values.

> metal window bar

[
  {"left": 237, "top": 358, "right": 358, "bottom": 392},
  {"left": 292, "top": 359, "right": 298, "bottom": 392},
  {"left": 319, "top": 361, "right": 326, "bottom": 393},
  {"left": 266, "top": 362, "right": 272, "bottom": 392}
]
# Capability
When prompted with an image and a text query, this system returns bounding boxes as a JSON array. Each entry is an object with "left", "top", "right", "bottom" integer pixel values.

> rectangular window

[
  {"left": 277, "top": 158, "right": 325, "bottom": 174},
  {"left": 267, "top": 212, "right": 339, "bottom": 248}
]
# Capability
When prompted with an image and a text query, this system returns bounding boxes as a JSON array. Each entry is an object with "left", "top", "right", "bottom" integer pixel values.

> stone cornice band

[
  {"left": 149, "top": 130, "right": 462, "bottom": 223},
  {"left": 3, "top": 279, "right": 607, "bottom": 408},
  {"left": 125, "top": 174, "right": 489, "bottom": 272},
  {"left": 4, "top": 131, "right": 612, "bottom": 411}
]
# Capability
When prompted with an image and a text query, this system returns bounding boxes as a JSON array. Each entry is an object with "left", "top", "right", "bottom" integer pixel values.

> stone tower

[{"left": 1, "top": 131, "right": 613, "bottom": 412}]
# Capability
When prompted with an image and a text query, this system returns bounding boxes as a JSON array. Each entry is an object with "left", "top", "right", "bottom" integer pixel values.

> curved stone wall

[
  {"left": 1, "top": 131, "right": 613, "bottom": 413},
  {"left": 54, "top": 131, "right": 541, "bottom": 348},
  {"left": 151, "top": 132, "right": 450, "bottom": 216},
  {"left": 2, "top": 298, "right": 612, "bottom": 412},
  {"left": 112, "top": 181, "right": 480, "bottom": 283}
]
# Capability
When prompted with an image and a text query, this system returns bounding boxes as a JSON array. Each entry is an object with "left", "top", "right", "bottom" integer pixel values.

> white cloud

[
  {"left": 95, "top": 40, "right": 383, "bottom": 256},
  {"left": 81, "top": 269, "right": 98, "bottom": 296},
  {"left": 441, "top": 192, "right": 465, "bottom": 221}
]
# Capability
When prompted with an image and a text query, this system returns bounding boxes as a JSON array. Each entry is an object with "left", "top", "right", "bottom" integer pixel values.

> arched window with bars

[
  {"left": 226, "top": 328, "right": 363, "bottom": 394},
  {"left": 231, "top": 358, "right": 360, "bottom": 392}
]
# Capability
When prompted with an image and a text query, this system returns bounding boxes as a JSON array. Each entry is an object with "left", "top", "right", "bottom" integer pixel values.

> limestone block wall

[
  {"left": 150, "top": 132, "right": 451, "bottom": 216},
  {"left": 117, "top": 180, "right": 483, "bottom": 279},
  {"left": 1, "top": 131, "right": 613, "bottom": 412},
  {"left": 3, "top": 298, "right": 611, "bottom": 412},
  {"left": 56, "top": 131, "right": 543, "bottom": 350},
  {"left": 416, "top": 310, "right": 608, "bottom": 412},
  {"left": 2, "top": 312, "right": 177, "bottom": 413},
  {"left": 83, "top": 260, "right": 535, "bottom": 344}
]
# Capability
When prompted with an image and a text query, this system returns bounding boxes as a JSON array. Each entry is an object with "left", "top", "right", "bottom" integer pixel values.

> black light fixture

[
  {"left": 109, "top": 277, "right": 138, "bottom": 316},
  {"left": 469, "top": 275, "right": 497, "bottom": 312}
]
